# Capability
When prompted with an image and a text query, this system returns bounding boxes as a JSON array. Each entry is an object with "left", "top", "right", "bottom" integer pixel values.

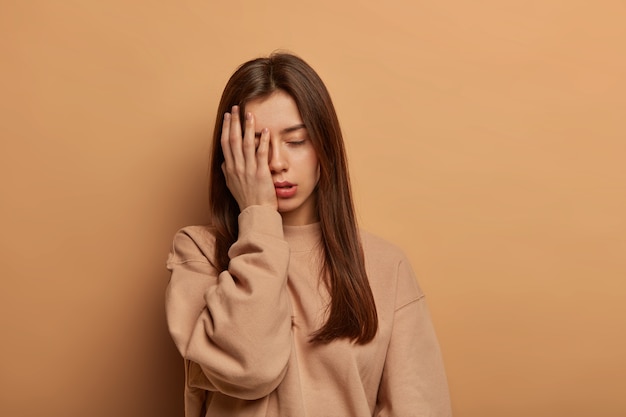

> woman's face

[{"left": 245, "top": 90, "right": 320, "bottom": 226}]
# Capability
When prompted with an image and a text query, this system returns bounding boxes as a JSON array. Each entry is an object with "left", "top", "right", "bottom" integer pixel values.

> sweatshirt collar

[{"left": 283, "top": 222, "right": 322, "bottom": 252}]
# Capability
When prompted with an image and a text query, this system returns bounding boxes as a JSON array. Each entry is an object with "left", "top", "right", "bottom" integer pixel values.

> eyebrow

[{"left": 254, "top": 123, "right": 306, "bottom": 138}]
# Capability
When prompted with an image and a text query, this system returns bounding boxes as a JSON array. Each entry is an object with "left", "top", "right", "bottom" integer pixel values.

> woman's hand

[{"left": 221, "top": 105, "right": 277, "bottom": 211}]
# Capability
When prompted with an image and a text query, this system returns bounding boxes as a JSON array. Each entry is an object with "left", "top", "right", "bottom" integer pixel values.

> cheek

[
  {"left": 310, "top": 153, "right": 320, "bottom": 184},
  {"left": 295, "top": 149, "right": 320, "bottom": 183}
]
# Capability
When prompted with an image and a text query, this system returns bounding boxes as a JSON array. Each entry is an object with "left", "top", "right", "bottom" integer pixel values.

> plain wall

[{"left": 1, "top": 1, "right": 625, "bottom": 416}]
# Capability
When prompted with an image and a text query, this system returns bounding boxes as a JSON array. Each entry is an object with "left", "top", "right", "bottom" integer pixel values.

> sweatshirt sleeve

[
  {"left": 375, "top": 258, "right": 452, "bottom": 417},
  {"left": 165, "top": 206, "right": 293, "bottom": 401}
]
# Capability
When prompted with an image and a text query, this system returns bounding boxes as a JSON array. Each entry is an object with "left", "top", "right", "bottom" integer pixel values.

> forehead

[{"left": 244, "top": 90, "right": 303, "bottom": 130}]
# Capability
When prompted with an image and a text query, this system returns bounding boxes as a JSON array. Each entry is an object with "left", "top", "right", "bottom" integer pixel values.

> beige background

[{"left": 1, "top": 1, "right": 625, "bottom": 416}]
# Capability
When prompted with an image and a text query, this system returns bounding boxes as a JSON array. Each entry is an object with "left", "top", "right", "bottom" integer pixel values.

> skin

[{"left": 221, "top": 90, "right": 320, "bottom": 226}]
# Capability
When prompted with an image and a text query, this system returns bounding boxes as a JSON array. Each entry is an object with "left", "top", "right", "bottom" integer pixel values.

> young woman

[{"left": 166, "top": 52, "right": 452, "bottom": 416}]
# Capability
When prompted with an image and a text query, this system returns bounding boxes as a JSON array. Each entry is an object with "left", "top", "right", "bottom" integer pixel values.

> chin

[
  {"left": 277, "top": 200, "right": 299, "bottom": 212},
  {"left": 277, "top": 206, "right": 296, "bottom": 215}
]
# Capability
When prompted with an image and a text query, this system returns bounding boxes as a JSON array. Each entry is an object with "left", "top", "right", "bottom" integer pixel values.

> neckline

[{"left": 283, "top": 222, "right": 322, "bottom": 252}]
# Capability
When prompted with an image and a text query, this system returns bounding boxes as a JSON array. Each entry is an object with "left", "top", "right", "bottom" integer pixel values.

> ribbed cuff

[{"left": 237, "top": 205, "right": 284, "bottom": 239}]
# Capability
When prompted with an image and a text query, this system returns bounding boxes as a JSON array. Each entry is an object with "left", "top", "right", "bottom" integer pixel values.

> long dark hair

[{"left": 208, "top": 52, "right": 377, "bottom": 344}]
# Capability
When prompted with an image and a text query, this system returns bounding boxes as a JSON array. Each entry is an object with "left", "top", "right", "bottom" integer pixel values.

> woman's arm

[
  {"left": 375, "top": 258, "right": 452, "bottom": 416},
  {"left": 166, "top": 206, "right": 292, "bottom": 401}
]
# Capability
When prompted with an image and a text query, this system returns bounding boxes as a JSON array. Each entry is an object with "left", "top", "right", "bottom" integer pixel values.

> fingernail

[{"left": 246, "top": 112, "right": 252, "bottom": 121}]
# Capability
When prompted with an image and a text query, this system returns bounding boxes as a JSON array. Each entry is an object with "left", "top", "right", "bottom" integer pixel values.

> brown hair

[{"left": 208, "top": 52, "right": 377, "bottom": 344}]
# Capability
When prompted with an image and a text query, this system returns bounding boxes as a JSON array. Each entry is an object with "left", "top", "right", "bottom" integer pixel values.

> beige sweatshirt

[{"left": 166, "top": 206, "right": 452, "bottom": 416}]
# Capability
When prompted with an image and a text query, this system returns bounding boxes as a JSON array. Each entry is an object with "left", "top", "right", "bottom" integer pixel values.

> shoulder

[
  {"left": 167, "top": 225, "right": 218, "bottom": 267},
  {"left": 360, "top": 230, "right": 424, "bottom": 306},
  {"left": 360, "top": 230, "right": 408, "bottom": 266}
]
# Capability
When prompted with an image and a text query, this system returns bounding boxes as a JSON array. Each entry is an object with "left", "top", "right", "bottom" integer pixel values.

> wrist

[{"left": 238, "top": 205, "right": 283, "bottom": 238}]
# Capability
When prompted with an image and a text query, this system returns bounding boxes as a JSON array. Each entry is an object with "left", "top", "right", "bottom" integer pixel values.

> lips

[{"left": 274, "top": 181, "right": 297, "bottom": 198}]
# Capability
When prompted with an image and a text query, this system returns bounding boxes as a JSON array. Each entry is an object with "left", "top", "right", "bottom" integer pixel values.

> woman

[{"left": 166, "top": 52, "right": 452, "bottom": 416}]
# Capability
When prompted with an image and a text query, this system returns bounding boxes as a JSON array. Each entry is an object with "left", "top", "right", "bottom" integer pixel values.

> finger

[
  {"left": 243, "top": 112, "right": 256, "bottom": 169},
  {"left": 256, "top": 127, "right": 270, "bottom": 169},
  {"left": 220, "top": 112, "right": 234, "bottom": 168},
  {"left": 229, "top": 105, "right": 245, "bottom": 167}
]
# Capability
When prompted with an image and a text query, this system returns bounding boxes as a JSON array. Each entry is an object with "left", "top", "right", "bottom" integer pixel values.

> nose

[{"left": 268, "top": 142, "right": 287, "bottom": 173}]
